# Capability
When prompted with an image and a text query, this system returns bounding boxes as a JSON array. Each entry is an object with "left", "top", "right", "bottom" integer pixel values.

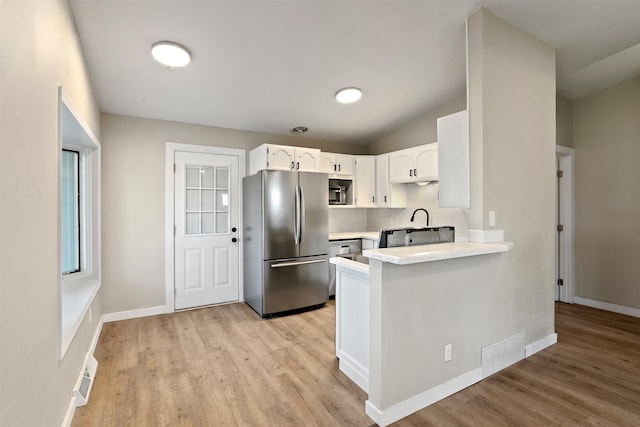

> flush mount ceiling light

[
  {"left": 151, "top": 41, "right": 191, "bottom": 67},
  {"left": 335, "top": 87, "right": 362, "bottom": 104}
]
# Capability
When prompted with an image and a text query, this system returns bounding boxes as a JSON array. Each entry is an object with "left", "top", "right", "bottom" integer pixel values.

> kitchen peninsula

[{"left": 332, "top": 240, "right": 522, "bottom": 426}]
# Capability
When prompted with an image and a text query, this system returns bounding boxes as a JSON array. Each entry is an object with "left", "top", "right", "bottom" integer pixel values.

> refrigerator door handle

[
  {"left": 294, "top": 185, "right": 301, "bottom": 245},
  {"left": 270, "top": 259, "right": 325, "bottom": 268},
  {"left": 299, "top": 184, "right": 305, "bottom": 244}
]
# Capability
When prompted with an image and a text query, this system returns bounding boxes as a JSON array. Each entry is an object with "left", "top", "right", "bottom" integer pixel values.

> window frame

[
  {"left": 58, "top": 87, "right": 101, "bottom": 360},
  {"left": 61, "top": 148, "right": 81, "bottom": 275}
]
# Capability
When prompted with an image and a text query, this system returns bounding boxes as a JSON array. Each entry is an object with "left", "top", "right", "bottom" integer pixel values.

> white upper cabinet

[
  {"left": 294, "top": 147, "right": 321, "bottom": 172},
  {"left": 354, "top": 156, "right": 376, "bottom": 207},
  {"left": 437, "top": 110, "right": 469, "bottom": 208},
  {"left": 250, "top": 144, "right": 319, "bottom": 175},
  {"left": 375, "top": 154, "right": 406, "bottom": 208},
  {"left": 319, "top": 152, "right": 354, "bottom": 176},
  {"left": 389, "top": 143, "right": 438, "bottom": 184}
]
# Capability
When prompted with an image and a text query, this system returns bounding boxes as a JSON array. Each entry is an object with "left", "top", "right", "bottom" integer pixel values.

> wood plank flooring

[{"left": 72, "top": 301, "right": 640, "bottom": 426}]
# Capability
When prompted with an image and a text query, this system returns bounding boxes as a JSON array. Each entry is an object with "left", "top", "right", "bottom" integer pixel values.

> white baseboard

[
  {"left": 365, "top": 368, "right": 482, "bottom": 427},
  {"left": 61, "top": 396, "right": 75, "bottom": 427},
  {"left": 338, "top": 353, "right": 369, "bottom": 393},
  {"left": 103, "top": 305, "right": 169, "bottom": 323},
  {"left": 573, "top": 297, "right": 640, "bottom": 318},
  {"left": 525, "top": 333, "right": 557, "bottom": 358}
]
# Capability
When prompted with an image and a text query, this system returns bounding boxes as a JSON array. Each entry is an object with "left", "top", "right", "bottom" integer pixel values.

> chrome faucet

[{"left": 410, "top": 208, "right": 430, "bottom": 226}]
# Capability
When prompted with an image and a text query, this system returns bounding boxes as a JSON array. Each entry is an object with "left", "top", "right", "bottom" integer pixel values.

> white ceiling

[{"left": 69, "top": 0, "right": 640, "bottom": 144}]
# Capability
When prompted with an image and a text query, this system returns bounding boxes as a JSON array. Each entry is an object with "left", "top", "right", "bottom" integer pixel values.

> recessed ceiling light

[
  {"left": 335, "top": 87, "right": 362, "bottom": 104},
  {"left": 151, "top": 41, "right": 191, "bottom": 67},
  {"left": 291, "top": 126, "right": 308, "bottom": 134}
]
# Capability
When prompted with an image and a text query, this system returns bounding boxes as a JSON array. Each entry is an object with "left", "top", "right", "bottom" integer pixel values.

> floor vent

[
  {"left": 74, "top": 354, "right": 98, "bottom": 407},
  {"left": 481, "top": 331, "right": 525, "bottom": 378}
]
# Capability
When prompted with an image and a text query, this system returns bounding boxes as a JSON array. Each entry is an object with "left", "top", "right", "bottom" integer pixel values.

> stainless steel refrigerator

[{"left": 243, "top": 170, "right": 329, "bottom": 317}]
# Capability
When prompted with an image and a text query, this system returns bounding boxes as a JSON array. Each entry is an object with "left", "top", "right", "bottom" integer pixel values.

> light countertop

[
  {"left": 329, "top": 256, "right": 370, "bottom": 275},
  {"left": 329, "top": 231, "right": 380, "bottom": 242},
  {"left": 363, "top": 241, "right": 514, "bottom": 265}
]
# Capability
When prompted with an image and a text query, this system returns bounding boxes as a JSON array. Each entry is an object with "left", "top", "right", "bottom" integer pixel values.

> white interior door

[{"left": 174, "top": 151, "right": 240, "bottom": 309}]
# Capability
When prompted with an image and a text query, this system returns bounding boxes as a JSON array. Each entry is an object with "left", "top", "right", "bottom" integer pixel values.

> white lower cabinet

[{"left": 335, "top": 263, "right": 369, "bottom": 392}]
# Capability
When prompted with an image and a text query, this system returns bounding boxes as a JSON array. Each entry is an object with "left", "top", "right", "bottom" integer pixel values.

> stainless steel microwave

[{"left": 329, "top": 185, "right": 347, "bottom": 205}]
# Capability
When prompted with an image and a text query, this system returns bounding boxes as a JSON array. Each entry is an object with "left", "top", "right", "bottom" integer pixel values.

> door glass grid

[{"left": 185, "top": 165, "right": 230, "bottom": 235}]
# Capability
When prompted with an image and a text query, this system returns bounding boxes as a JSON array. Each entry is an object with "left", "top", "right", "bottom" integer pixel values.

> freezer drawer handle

[{"left": 270, "top": 259, "right": 325, "bottom": 268}]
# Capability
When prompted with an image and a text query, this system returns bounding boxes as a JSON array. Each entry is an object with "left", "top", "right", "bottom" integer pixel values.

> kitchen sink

[{"left": 378, "top": 226, "right": 455, "bottom": 248}]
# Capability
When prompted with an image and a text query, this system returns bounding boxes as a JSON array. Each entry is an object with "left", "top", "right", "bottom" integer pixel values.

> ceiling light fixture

[
  {"left": 335, "top": 87, "right": 362, "bottom": 104},
  {"left": 291, "top": 126, "right": 308, "bottom": 134},
  {"left": 151, "top": 41, "right": 191, "bottom": 67}
]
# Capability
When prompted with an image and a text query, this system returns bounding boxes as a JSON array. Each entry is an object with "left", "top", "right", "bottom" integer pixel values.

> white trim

[
  {"left": 58, "top": 86, "right": 102, "bottom": 360},
  {"left": 61, "top": 396, "right": 75, "bottom": 427},
  {"left": 165, "top": 142, "right": 246, "bottom": 313},
  {"left": 573, "top": 297, "right": 640, "bottom": 318},
  {"left": 365, "top": 368, "right": 482, "bottom": 427},
  {"left": 556, "top": 145, "right": 575, "bottom": 303},
  {"left": 62, "top": 316, "right": 103, "bottom": 427},
  {"left": 338, "top": 352, "right": 369, "bottom": 393},
  {"left": 103, "top": 305, "right": 170, "bottom": 323},
  {"left": 525, "top": 333, "right": 557, "bottom": 358}
]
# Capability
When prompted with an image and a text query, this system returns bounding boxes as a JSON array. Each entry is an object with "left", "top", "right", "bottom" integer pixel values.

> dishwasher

[{"left": 328, "top": 239, "right": 362, "bottom": 297}]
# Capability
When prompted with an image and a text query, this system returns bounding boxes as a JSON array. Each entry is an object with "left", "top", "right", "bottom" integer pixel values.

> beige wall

[
  {"left": 556, "top": 94, "right": 574, "bottom": 148},
  {"left": 467, "top": 8, "right": 556, "bottom": 341},
  {"left": 573, "top": 75, "right": 640, "bottom": 309},
  {"left": 0, "top": 0, "right": 103, "bottom": 425},
  {"left": 100, "top": 114, "right": 366, "bottom": 314},
  {"left": 367, "top": 93, "right": 467, "bottom": 155}
]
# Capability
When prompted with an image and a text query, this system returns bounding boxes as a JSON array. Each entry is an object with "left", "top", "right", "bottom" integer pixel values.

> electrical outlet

[
  {"left": 489, "top": 211, "right": 496, "bottom": 227},
  {"left": 444, "top": 344, "right": 452, "bottom": 362}
]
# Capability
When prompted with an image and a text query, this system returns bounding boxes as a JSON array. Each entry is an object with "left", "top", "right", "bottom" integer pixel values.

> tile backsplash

[{"left": 328, "top": 208, "right": 368, "bottom": 232}]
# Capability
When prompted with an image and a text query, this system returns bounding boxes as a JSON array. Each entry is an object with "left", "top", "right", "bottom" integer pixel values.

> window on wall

[
  {"left": 59, "top": 87, "right": 101, "bottom": 359},
  {"left": 61, "top": 149, "right": 81, "bottom": 275}
]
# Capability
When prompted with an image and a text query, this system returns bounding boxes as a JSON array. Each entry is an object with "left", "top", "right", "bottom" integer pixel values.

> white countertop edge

[
  {"left": 329, "top": 231, "right": 380, "bottom": 242},
  {"left": 330, "top": 256, "right": 370, "bottom": 275},
  {"left": 363, "top": 241, "right": 514, "bottom": 265}
]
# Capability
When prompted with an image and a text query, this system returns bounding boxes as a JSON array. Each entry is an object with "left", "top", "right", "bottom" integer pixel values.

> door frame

[
  {"left": 556, "top": 145, "right": 575, "bottom": 303},
  {"left": 165, "top": 143, "right": 246, "bottom": 312}
]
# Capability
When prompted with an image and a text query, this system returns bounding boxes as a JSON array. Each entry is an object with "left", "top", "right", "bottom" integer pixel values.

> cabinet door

[
  {"left": 267, "top": 145, "right": 295, "bottom": 170},
  {"left": 295, "top": 147, "right": 320, "bottom": 172},
  {"left": 376, "top": 154, "right": 406, "bottom": 208},
  {"left": 389, "top": 150, "right": 415, "bottom": 183},
  {"left": 354, "top": 156, "right": 376, "bottom": 207},
  {"left": 438, "top": 111, "right": 469, "bottom": 208},
  {"left": 318, "top": 153, "right": 337, "bottom": 174},
  {"left": 414, "top": 143, "right": 438, "bottom": 182},
  {"left": 375, "top": 155, "right": 390, "bottom": 207},
  {"left": 336, "top": 154, "right": 354, "bottom": 176}
]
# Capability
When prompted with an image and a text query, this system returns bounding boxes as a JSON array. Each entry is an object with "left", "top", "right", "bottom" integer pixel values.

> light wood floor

[{"left": 73, "top": 301, "right": 640, "bottom": 426}]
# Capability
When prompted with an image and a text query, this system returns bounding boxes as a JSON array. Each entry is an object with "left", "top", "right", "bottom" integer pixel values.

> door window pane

[
  {"left": 61, "top": 150, "right": 80, "bottom": 274},
  {"left": 185, "top": 164, "right": 231, "bottom": 235}
]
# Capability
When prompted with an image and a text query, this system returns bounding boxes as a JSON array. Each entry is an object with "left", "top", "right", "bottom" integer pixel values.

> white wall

[{"left": 0, "top": 0, "right": 103, "bottom": 425}]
